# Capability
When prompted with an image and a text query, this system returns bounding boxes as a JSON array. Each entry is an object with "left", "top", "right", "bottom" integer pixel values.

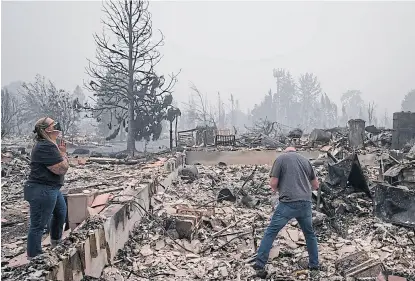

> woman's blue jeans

[
  {"left": 255, "top": 201, "right": 319, "bottom": 269},
  {"left": 24, "top": 183, "right": 67, "bottom": 258}
]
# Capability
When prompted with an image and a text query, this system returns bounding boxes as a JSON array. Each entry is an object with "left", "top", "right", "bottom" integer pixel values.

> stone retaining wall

[{"left": 43, "top": 154, "right": 184, "bottom": 280}]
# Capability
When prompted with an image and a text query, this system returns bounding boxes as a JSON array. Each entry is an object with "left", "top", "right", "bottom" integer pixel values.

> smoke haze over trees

[
  {"left": 2, "top": 1, "right": 415, "bottom": 147},
  {"left": 242, "top": 69, "right": 339, "bottom": 133},
  {"left": 177, "top": 67, "right": 404, "bottom": 135},
  {"left": 1, "top": 75, "right": 81, "bottom": 138},
  {"left": 1, "top": 88, "right": 20, "bottom": 137}
]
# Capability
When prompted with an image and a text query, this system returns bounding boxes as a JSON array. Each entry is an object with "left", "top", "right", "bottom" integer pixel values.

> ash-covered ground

[
  {"left": 98, "top": 164, "right": 414, "bottom": 281},
  {"left": 2, "top": 135, "right": 414, "bottom": 281}
]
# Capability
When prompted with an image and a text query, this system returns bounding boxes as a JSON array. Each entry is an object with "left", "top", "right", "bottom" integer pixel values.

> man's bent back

[
  {"left": 253, "top": 147, "right": 320, "bottom": 279},
  {"left": 270, "top": 151, "right": 315, "bottom": 202}
]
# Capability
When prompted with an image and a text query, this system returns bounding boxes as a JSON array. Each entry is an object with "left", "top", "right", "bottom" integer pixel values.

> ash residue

[
  {"left": 98, "top": 163, "right": 415, "bottom": 280},
  {"left": 2, "top": 252, "right": 59, "bottom": 281}
]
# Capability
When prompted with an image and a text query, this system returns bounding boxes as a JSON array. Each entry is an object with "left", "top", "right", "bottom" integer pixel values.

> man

[{"left": 253, "top": 147, "right": 320, "bottom": 278}]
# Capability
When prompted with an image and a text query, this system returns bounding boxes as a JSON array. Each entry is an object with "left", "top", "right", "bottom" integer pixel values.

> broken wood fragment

[{"left": 211, "top": 222, "right": 237, "bottom": 237}]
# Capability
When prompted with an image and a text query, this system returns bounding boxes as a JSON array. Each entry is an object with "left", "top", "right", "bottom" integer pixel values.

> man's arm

[
  {"left": 270, "top": 177, "right": 279, "bottom": 193},
  {"left": 270, "top": 158, "right": 282, "bottom": 193},
  {"left": 310, "top": 177, "right": 319, "bottom": 190},
  {"left": 309, "top": 162, "right": 319, "bottom": 190}
]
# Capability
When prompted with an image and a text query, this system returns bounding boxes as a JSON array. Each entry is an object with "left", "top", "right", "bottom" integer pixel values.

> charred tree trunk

[
  {"left": 175, "top": 116, "right": 178, "bottom": 148},
  {"left": 169, "top": 120, "right": 173, "bottom": 150},
  {"left": 127, "top": 102, "right": 135, "bottom": 154},
  {"left": 127, "top": 0, "right": 136, "bottom": 155}
]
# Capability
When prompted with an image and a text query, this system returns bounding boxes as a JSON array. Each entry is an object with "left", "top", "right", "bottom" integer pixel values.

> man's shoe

[
  {"left": 252, "top": 264, "right": 268, "bottom": 279},
  {"left": 309, "top": 268, "right": 320, "bottom": 280},
  {"left": 50, "top": 239, "right": 61, "bottom": 248}
]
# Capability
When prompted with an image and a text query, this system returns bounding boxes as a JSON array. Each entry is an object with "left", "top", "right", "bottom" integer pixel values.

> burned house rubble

[
  {"left": 98, "top": 161, "right": 414, "bottom": 281},
  {"left": 1, "top": 118, "right": 415, "bottom": 281},
  {"left": 176, "top": 117, "right": 396, "bottom": 152}
]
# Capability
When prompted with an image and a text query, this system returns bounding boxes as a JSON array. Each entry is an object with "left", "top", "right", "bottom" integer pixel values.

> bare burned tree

[
  {"left": 20, "top": 75, "right": 80, "bottom": 137},
  {"left": 249, "top": 118, "right": 281, "bottom": 137},
  {"left": 85, "top": 0, "right": 179, "bottom": 154},
  {"left": 367, "top": 101, "right": 376, "bottom": 125},
  {"left": 1, "top": 88, "right": 20, "bottom": 138},
  {"left": 183, "top": 83, "right": 216, "bottom": 127}
]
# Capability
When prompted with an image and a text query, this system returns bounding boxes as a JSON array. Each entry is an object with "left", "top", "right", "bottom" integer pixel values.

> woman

[{"left": 24, "top": 117, "right": 69, "bottom": 258}]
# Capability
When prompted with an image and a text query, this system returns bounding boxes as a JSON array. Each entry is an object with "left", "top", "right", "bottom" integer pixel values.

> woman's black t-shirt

[{"left": 27, "top": 140, "right": 64, "bottom": 187}]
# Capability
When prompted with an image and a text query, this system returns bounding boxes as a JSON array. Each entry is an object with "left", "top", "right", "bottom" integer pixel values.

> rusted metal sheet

[{"left": 373, "top": 183, "right": 415, "bottom": 227}]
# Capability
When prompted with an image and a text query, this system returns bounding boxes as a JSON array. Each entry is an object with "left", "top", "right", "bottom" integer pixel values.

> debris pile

[
  {"left": 102, "top": 164, "right": 415, "bottom": 281},
  {"left": 2, "top": 131, "right": 415, "bottom": 280},
  {"left": 2, "top": 215, "right": 107, "bottom": 281},
  {"left": 309, "top": 129, "right": 332, "bottom": 144},
  {"left": 1, "top": 149, "right": 30, "bottom": 177},
  {"left": 230, "top": 121, "right": 394, "bottom": 151},
  {"left": 237, "top": 133, "right": 287, "bottom": 148},
  {"left": 0, "top": 141, "right": 179, "bottom": 276},
  {"left": 1, "top": 149, "right": 32, "bottom": 262}
]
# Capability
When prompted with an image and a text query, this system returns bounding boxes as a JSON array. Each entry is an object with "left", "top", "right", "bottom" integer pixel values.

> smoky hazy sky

[{"left": 2, "top": 1, "right": 415, "bottom": 115}]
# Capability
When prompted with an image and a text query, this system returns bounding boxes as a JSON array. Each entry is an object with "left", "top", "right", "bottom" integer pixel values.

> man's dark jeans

[
  {"left": 24, "top": 183, "right": 67, "bottom": 258},
  {"left": 256, "top": 201, "right": 319, "bottom": 269}
]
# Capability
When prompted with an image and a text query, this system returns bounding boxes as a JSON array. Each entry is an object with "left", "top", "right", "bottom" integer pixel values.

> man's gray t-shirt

[{"left": 270, "top": 151, "right": 316, "bottom": 202}]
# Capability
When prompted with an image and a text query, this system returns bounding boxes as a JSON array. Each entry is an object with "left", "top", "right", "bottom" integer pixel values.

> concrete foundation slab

[{"left": 185, "top": 150, "right": 321, "bottom": 166}]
